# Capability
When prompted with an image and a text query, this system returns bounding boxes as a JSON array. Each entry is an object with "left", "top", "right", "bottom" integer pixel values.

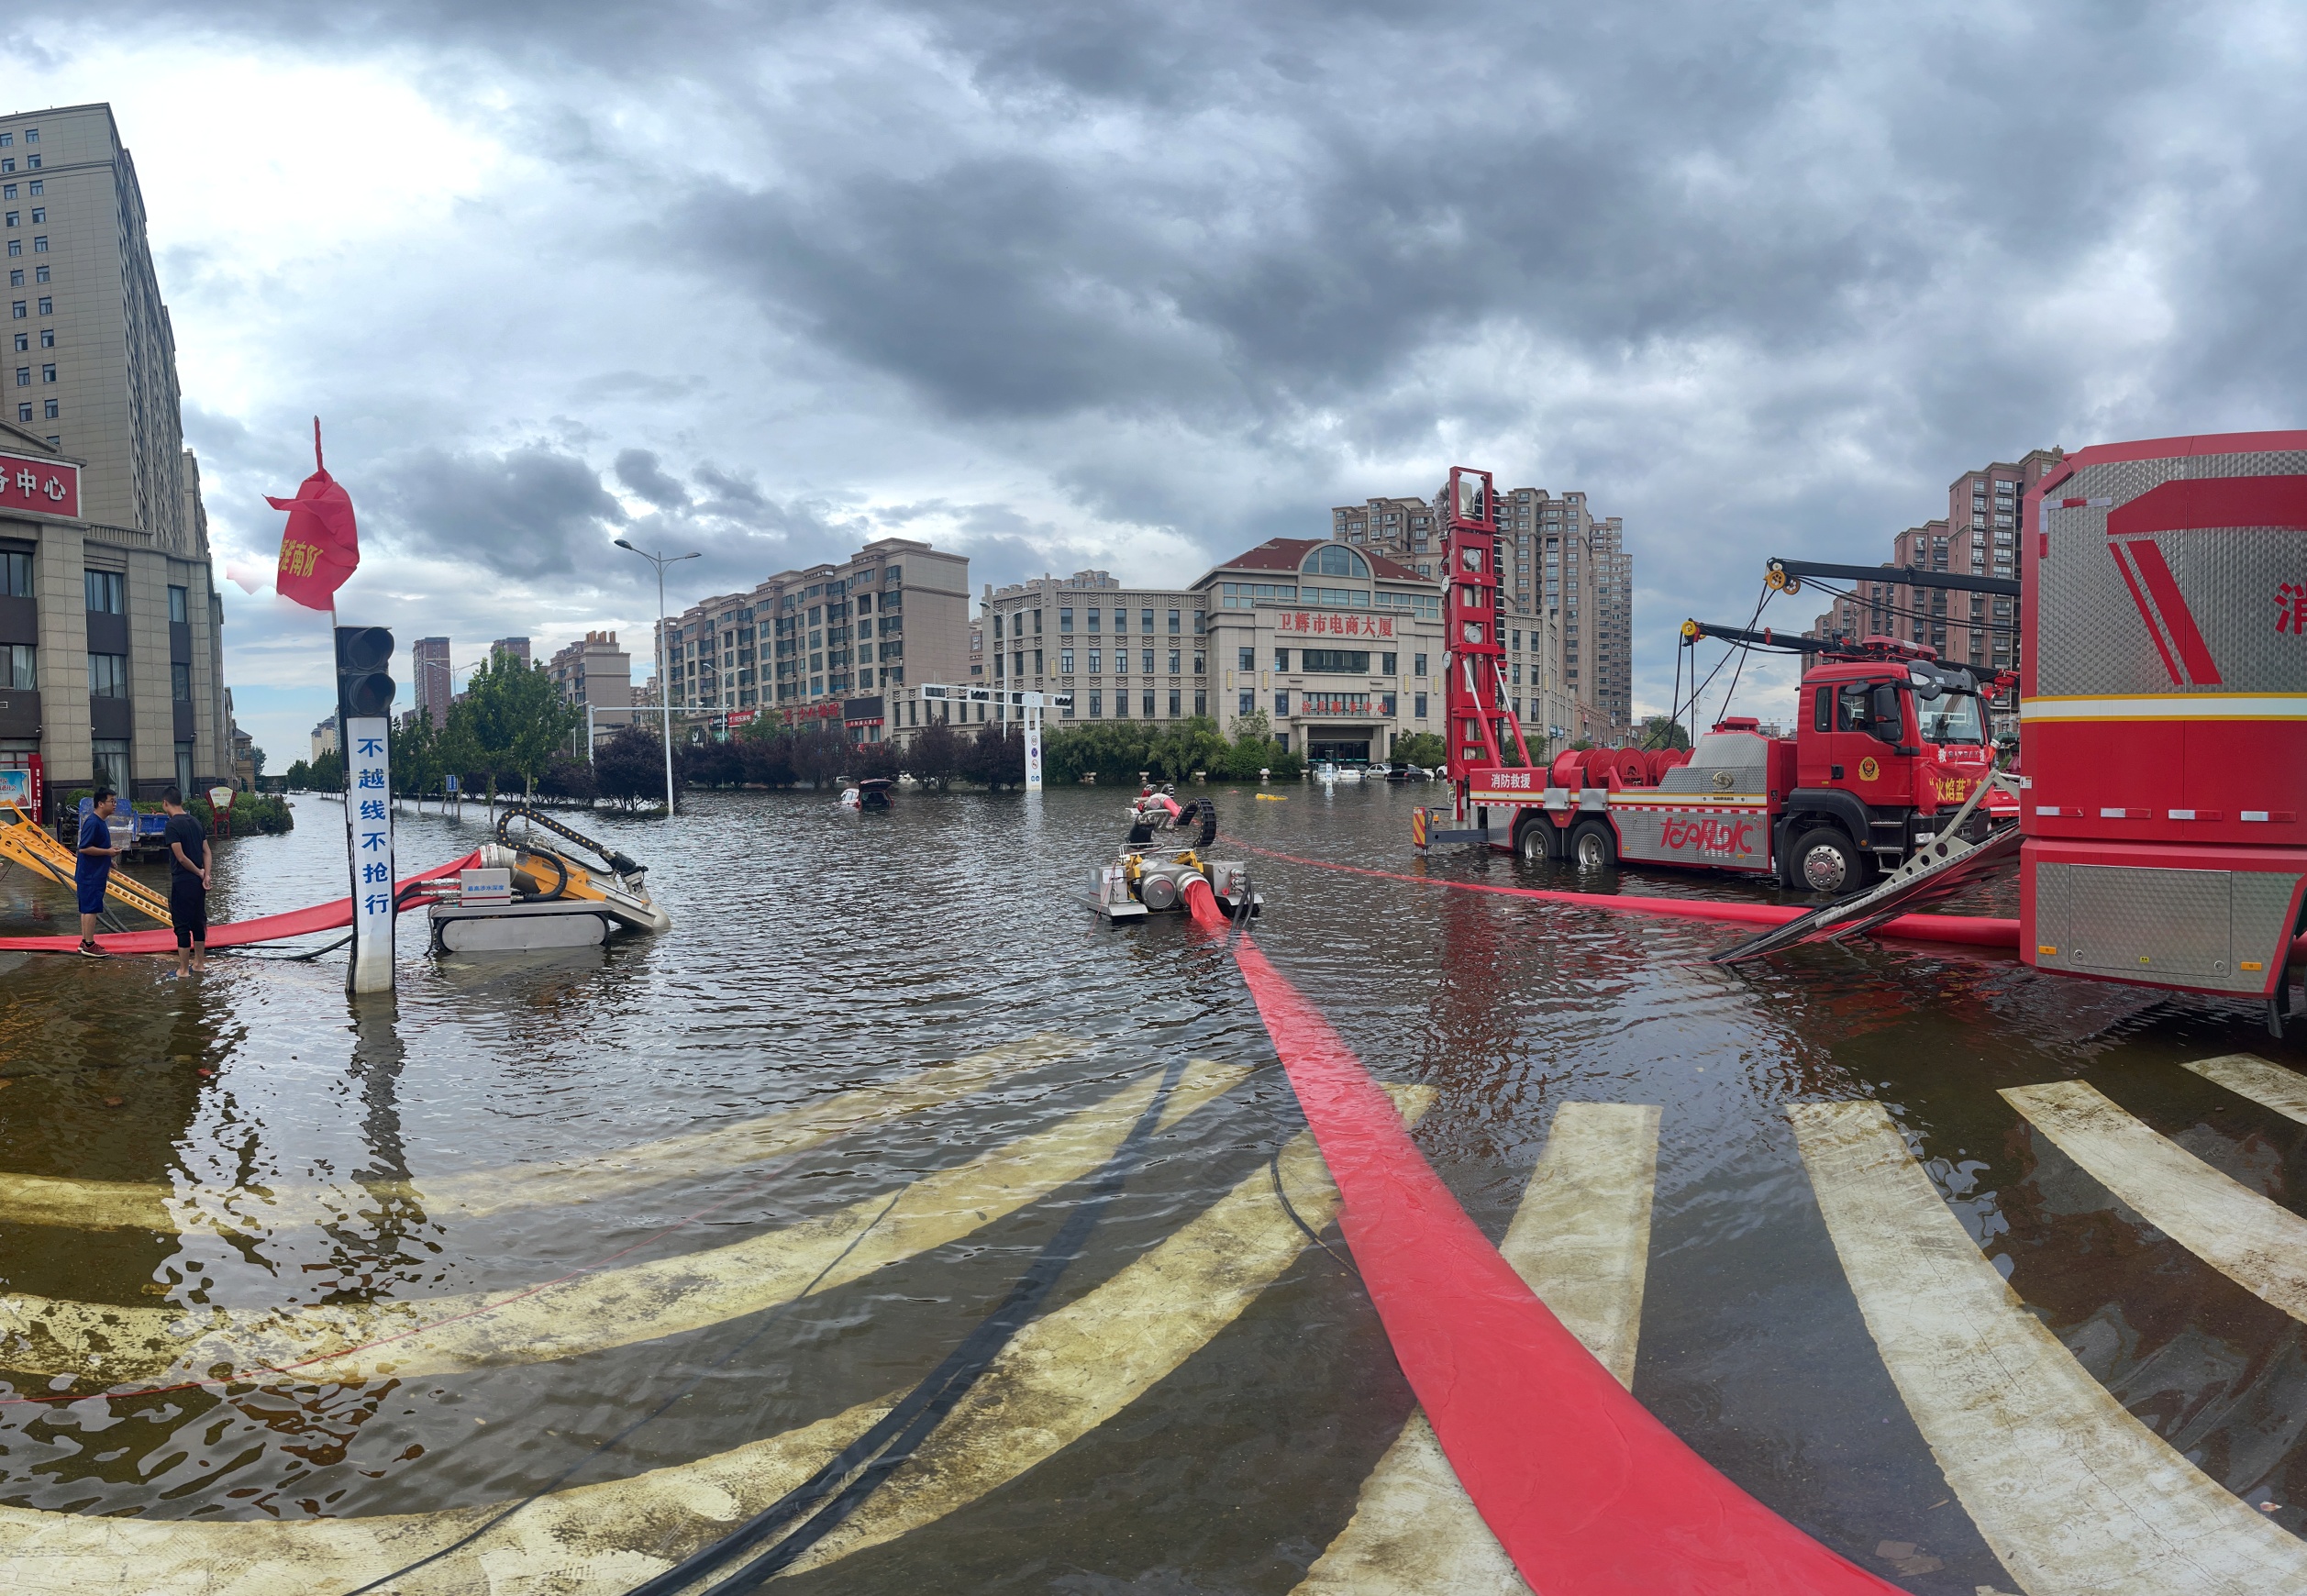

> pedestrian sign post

[{"left": 345, "top": 718, "right": 394, "bottom": 993}]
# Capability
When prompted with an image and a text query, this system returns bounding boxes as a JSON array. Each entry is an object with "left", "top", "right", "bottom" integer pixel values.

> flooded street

[{"left": 3, "top": 782, "right": 2303, "bottom": 1593}]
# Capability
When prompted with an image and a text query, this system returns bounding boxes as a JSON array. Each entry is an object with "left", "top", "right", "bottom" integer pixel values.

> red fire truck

[
  {"left": 1492, "top": 633, "right": 2018, "bottom": 894},
  {"left": 1436, "top": 433, "right": 2307, "bottom": 1025}
]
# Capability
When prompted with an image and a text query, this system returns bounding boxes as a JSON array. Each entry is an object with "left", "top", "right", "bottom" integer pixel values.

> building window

[
  {"left": 1237, "top": 647, "right": 1254, "bottom": 670},
  {"left": 1274, "top": 648, "right": 1290, "bottom": 671},
  {"left": 2, "top": 214, "right": 13, "bottom": 228},
  {"left": 172, "top": 661, "right": 192, "bottom": 702},
  {"left": 1059, "top": 648, "right": 1075, "bottom": 674},
  {"left": 88, "top": 653, "right": 128, "bottom": 697},
  {"left": 92, "top": 739, "right": 128, "bottom": 792},
  {"left": 2, "top": 642, "right": 32, "bottom": 688},
  {"left": 1238, "top": 690, "right": 1254, "bottom": 715},
  {"left": 1168, "top": 649, "right": 1181, "bottom": 674},
  {"left": 28, "top": 209, "right": 39, "bottom": 224},
  {"left": 84, "top": 570, "right": 124, "bottom": 614},
  {"left": 0, "top": 549, "right": 27, "bottom": 594},
  {"left": 1143, "top": 693, "right": 1157, "bottom": 717},
  {"left": 1302, "top": 649, "right": 1370, "bottom": 673},
  {"left": 1089, "top": 691, "right": 1103, "bottom": 717},
  {"left": 29, "top": 238, "right": 41, "bottom": 253},
  {"left": 39, "top": 363, "right": 52, "bottom": 382},
  {"left": 1274, "top": 691, "right": 1289, "bottom": 716},
  {"left": 1059, "top": 607, "right": 1073, "bottom": 633},
  {"left": 1414, "top": 693, "right": 1428, "bottom": 718},
  {"left": 1381, "top": 652, "right": 1397, "bottom": 674},
  {"left": 1381, "top": 693, "right": 1396, "bottom": 715},
  {"left": 1139, "top": 648, "right": 1153, "bottom": 674},
  {"left": 31, "top": 266, "right": 42, "bottom": 283},
  {"left": 35, "top": 296, "right": 47, "bottom": 314},
  {"left": 1413, "top": 653, "right": 1427, "bottom": 677}
]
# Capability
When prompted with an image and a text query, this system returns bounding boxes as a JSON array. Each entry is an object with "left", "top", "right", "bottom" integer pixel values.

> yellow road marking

[
  {"left": 1791, "top": 1099, "right": 2307, "bottom": 1596},
  {"left": 0, "top": 1087, "right": 1434, "bottom": 1594},
  {"left": 0, "top": 1033, "right": 1083, "bottom": 1234},
  {"left": 2003, "top": 1080, "right": 2307, "bottom": 1323},
  {"left": 0, "top": 1059, "right": 1244, "bottom": 1384},
  {"left": 1296, "top": 1102, "right": 1661, "bottom": 1595},
  {"left": 2182, "top": 1053, "right": 2307, "bottom": 1127}
]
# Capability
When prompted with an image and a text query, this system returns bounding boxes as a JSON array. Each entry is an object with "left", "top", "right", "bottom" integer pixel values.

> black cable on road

[
  {"left": 338, "top": 1185, "right": 910, "bottom": 1596},
  {"left": 616, "top": 1053, "right": 1194, "bottom": 1595}
]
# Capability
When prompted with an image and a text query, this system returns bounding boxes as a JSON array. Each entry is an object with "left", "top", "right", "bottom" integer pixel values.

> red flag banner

[{"left": 266, "top": 417, "right": 360, "bottom": 611}]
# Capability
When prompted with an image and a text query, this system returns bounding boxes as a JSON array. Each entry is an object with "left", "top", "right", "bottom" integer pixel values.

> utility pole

[{"left": 615, "top": 539, "right": 699, "bottom": 816}]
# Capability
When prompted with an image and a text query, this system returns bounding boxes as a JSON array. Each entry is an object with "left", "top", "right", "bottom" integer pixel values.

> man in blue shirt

[{"left": 74, "top": 786, "right": 123, "bottom": 957}]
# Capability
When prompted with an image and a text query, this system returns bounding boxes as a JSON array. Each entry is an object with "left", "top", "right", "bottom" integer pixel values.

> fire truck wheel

[
  {"left": 1569, "top": 820, "right": 1617, "bottom": 870},
  {"left": 1516, "top": 817, "right": 1556, "bottom": 863},
  {"left": 1790, "top": 826, "right": 1866, "bottom": 895}
]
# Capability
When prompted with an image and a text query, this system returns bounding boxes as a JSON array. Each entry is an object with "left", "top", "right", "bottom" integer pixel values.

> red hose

[
  {"left": 1225, "top": 927, "right": 1899, "bottom": 1593},
  {"left": 1236, "top": 843, "right": 2021, "bottom": 948}
]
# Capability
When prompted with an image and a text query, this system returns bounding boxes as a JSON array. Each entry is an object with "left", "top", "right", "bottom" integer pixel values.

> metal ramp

[
  {"left": 1713, "top": 773, "right": 2022, "bottom": 965},
  {"left": 0, "top": 802, "right": 172, "bottom": 925}
]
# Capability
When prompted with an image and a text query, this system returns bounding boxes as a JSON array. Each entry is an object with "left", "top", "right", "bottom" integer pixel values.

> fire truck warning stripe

[
  {"left": 2182, "top": 1054, "right": 2307, "bottom": 1125},
  {"left": 2020, "top": 693, "right": 2307, "bottom": 720},
  {"left": 1295, "top": 1103, "right": 1660, "bottom": 1596},
  {"left": 2003, "top": 1080, "right": 2307, "bottom": 1324},
  {"left": 1227, "top": 927, "right": 1899, "bottom": 1594},
  {"left": 0, "top": 1033, "right": 1089, "bottom": 1235},
  {"left": 0, "top": 1062, "right": 1248, "bottom": 1385},
  {"left": 1791, "top": 1100, "right": 2307, "bottom": 1596}
]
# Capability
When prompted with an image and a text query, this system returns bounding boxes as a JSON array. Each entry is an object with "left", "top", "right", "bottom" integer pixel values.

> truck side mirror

[{"left": 1870, "top": 684, "right": 1904, "bottom": 743}]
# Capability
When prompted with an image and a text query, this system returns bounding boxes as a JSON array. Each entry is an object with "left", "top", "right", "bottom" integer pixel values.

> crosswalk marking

[
  {"left": 0, "top": 1059, "right": 1242, "bottom": 1385},
  {"left": 0, "top": 1087, "right": 1434, "bottom": 1594},
  {"left": 1791, "top": 1099, "right": 2307, "bottom": 1596},
  {"left": 1295, "top": 1103, "right": 1661, "bottom": 1595},
  {"left": 0, "top": 1032, "right": 1085, "bottom": 1235},
  {"left": 2002, "top": 1080, "right": 2307, "bottom": 1324},
  {"left": 2182, "top": 1053, "right": 2307, "bottom": 1127}
]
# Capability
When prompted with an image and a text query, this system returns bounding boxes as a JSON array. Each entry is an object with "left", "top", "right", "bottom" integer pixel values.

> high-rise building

[
  {"left": 0, "top": 103, "right": 232, "bottom": 809},
  {"left": 1810, "top": 449, "right": 2064, "bottom": 682},
  {"left": 666, "top": 538, "right": 970, "bottom": 733},
  {"left": 1332, "top": 480, "right": 1629, "bottom": 748},
  {"left": 490, "top": 636, "right": 530, "bottom": 668},
  {"left": 411, "top": 636, "right": 452, "bottom": 727},
  {"left": 548, "top": 630, "right": 631, "bottom": 743}
]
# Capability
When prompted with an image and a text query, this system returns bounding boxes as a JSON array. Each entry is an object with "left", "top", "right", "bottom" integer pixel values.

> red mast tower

[{"left": 1442, "top": 466, "right": 1533, "bottom": 823}]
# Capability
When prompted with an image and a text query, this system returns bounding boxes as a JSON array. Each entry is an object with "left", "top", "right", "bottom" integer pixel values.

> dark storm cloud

[
  {"left": 372, "top": 445, "right": 627, "bottom": 580},
  {"left": 66, "top": 0, "right": 2307, "bottom": 730}
]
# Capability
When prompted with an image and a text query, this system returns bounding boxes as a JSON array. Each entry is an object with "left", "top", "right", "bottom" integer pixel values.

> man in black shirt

[{"left": 160, "top": 786, "right": 211, "bottom": 976}]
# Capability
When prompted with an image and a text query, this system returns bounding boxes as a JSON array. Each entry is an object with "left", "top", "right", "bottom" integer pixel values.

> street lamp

[{"left": 615, "top": 539, "right": 700, "bottom": 817}]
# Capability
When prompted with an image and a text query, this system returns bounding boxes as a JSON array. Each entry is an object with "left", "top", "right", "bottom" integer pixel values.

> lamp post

[{"left": 615, "top": 540, "right": 699, "bottom": 816}]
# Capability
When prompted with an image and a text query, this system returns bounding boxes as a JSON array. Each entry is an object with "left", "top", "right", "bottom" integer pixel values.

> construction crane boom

[{"left": 1768, "top": 557, "right": 2021, "bottom": 597}]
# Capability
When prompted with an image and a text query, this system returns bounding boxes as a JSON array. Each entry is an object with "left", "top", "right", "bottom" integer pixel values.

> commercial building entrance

[{"left": 1306, "top": 734, "right": 1375, "bottom": 767}]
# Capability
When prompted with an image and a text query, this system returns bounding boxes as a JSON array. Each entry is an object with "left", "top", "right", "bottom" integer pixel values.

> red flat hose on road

[
  {"left": 1236, "top": 841, "right": 2021, "bottom": 948},
  {"left": 0, "top": 851, "right": 482, "bottom": 954},
  {"left": 1183, "top": 877, "right": 1898, "bottom": 1592}
]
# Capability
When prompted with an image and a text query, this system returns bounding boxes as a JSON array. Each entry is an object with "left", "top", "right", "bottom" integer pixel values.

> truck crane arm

[{"left": 1767, "top": 558, "right": 2021, "bottom": 597}]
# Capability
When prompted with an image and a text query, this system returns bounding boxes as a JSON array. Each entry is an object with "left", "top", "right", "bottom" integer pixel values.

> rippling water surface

[{"left": 2, "top": 781, "right": 2302, "bottom": 1592}]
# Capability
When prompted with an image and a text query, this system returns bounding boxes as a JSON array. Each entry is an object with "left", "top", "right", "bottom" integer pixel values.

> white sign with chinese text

[
  {"left": 345, "top": 715, "right": 395, "bottom": 992},
  {"left": 1275, "top": 612, "right": 1395, "bottom": 638}
]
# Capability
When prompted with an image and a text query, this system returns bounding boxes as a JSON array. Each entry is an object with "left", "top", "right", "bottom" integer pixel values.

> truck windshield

[{"left": 1914, "top": 692, "right": 1985, "bottom": 745}]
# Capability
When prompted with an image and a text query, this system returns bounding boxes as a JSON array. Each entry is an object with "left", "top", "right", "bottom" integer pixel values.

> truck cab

[{"left": 1779, "top": 649, "right": 2012, "bottom": 892}]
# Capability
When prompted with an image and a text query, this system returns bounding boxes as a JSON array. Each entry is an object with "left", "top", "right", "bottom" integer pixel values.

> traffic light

[{"left": 336, "top": 626, "right": 396, "bottom": 717}]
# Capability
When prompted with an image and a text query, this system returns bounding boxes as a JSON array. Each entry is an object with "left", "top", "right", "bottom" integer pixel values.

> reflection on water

[{"left": 0, "top": 784, "right": 2301, "bottom": 1591}]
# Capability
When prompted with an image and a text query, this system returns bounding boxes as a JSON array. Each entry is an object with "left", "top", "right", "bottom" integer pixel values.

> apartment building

[
  {"left": 410, "top": 636, "right": 452, "bottom": 727},
  {"left": 1810, "top": 449, "right": 2064, "bottom": 676},
  {"left": 1333, "top": 481, "right": 1628, "bottom": 747},
  {"left": 490, "top": 636, "right": 531, "bottom": 669},
  {"left": 665, "top": 537, "right": 969, "bottom": 719},
  {"left": 0, "top": 105, "right": 232, "bottom": 807},
  {"left": 548, "top": 629, "right": 632, "bottom": 740},
  {"left": 310, "top": 714, "right": 337, "bottom": 762},
  {"left": 980, "top": 570, "right": 1214, "bottom": 729}
]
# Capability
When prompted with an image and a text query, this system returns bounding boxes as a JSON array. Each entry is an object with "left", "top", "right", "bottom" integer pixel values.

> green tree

[
  {"left": 310, "top": 749, "right": 344, "bottom": 792},
  {"left": 447, "top": 654, "right": 582, "bottom": 804},
  {"left": 1638, "top": 715, "right": 1691, "bottom": 751},
  {"left": 1392, "top": 730, "right": 1446, "bottom": 769},
  {"left": 284, "top": 758, "right": 313, "bottom": 789},
  {"left": 391, "top": 714, "right": 442, "bottom": 805}
]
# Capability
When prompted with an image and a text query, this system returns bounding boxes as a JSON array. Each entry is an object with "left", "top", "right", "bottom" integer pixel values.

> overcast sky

[{"left": 16, "top": 1, "right": 2307, "bottom": 764}]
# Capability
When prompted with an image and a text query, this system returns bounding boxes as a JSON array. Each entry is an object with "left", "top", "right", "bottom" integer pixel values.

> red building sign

[
  {"left": 0, "top": 451, "right": 80, "bottom": 520},
  {"left": 1276, "top": 611, "right": 1395, "bottom": 638}
]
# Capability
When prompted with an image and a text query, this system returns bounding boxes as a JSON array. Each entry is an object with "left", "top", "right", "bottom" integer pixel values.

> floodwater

[{"left": 0, "top": 781, "right": 2302, "bottom": 1592}]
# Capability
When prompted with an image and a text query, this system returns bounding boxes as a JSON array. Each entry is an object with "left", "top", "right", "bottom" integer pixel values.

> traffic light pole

[{"left": 336, "top": 619, "right": 398, "bottom": 994}]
